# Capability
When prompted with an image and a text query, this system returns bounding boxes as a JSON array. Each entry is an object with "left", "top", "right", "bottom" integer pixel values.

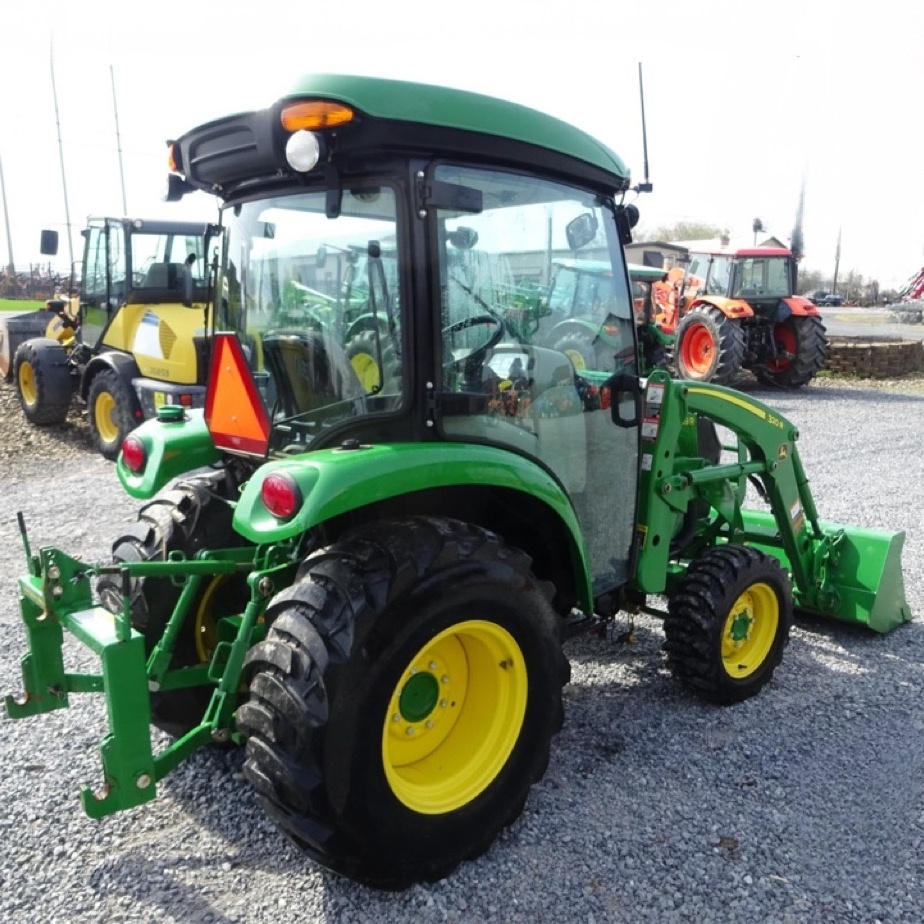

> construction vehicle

[
  {"left": 5, "top": 74, "right": 910, "bottom": 890},
  {"left": 649, "top": 244, "right": 828, "bottom": 387},
  {"left": 12, "top": 218, "right": 218, "bottom": 458}
]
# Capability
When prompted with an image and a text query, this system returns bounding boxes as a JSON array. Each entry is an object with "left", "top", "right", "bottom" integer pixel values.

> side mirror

[
  {"left": 614, "top": 205, "right": 640, "bottom": 246},
  {"left": 40, "top": 230, "right": 59, "bottom": 256},
  {"left": 565, "top": 213, "right": 598, "bottom": 251}
]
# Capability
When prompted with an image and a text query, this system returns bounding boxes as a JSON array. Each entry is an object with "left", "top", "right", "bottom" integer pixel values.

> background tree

[{"left": 635, "top": 220, "right": 727, "bottom": 242}]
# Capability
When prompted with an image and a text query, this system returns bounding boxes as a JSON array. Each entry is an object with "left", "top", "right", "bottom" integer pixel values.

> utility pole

[
  {"left": 110, "top": 63, "right": 128, "bottom": 215},
  {"left": 0, "top": 152, "right": 14, "bottom": 275},
  {"left": 50, "top": 40, "right": 75, "bottom": 272},
  {"left": 832, "top": 227, "right": 842, "bottom": 296}
]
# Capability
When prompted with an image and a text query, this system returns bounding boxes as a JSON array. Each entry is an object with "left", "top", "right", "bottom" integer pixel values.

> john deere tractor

[
  {"left": 13, "top": 217, "right": 218, "bottom": 458},
  {"left": 5, "top": 75, "right": 910, "bottom": 890}
]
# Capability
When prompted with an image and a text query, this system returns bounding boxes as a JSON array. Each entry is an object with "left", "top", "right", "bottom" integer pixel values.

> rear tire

[
  {"left": 550, "top": 332, "right": 597, "bottom": 372},
  {"left": 344, "top": 329, "right": 400, "bottom": 394},
  {"left": 97, "top": 468, "right": 248, "bottom": 737},
  {"left": 753, "top": 315, "right": 828, "bottom": 388},
  {"left": 13, "top": 338, "right": 72, "bottom": 424},
  {"left": 87, "top": 369, "right": 138, "bottom": 460},
  {"left": 236, "top": 516, "right": 569, "bottom": 889},
  {"left": 663, "top": 545, "right": 792, "bottom": 704},
  {"left": 674, "top": 307, "right": 745, "bottom": 384}
]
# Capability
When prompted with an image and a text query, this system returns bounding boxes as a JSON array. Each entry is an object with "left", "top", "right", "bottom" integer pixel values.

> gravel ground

[{"left": 1, "top": 368, "right": 923, "bottom": 924}]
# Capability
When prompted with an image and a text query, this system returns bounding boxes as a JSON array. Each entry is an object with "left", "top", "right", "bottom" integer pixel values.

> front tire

[
  {"left": 236, "top": 516, "right": 569, "bottom": 889},
  {"left": 87, "top": 369, "right": 138, "bottom": 460},
  {"left": 753, "top": 315, "right": 828, "bottom": 388},
  {"left": 674, "top": 307, "right": 745, "bottom": 384},
  {"left": 13, "top": 338, "right": 72, "bottom": 424},
  {"left": 663, "top": 545, "right": 792, "bottom": 704}
]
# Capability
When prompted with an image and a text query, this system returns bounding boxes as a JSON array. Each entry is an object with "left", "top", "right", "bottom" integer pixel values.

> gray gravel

[{"left": 1, "top": 377, "right": 923, "bottom": 924}]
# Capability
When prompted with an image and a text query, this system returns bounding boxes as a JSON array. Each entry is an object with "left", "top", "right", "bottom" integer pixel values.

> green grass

[{"left": 0, "top": 298, "right": 45, "bottom": 313}]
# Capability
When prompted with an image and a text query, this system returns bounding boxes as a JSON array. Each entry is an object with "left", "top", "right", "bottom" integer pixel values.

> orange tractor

[{"left": 649, "top": 245, "right": 827, "bottom": 387}]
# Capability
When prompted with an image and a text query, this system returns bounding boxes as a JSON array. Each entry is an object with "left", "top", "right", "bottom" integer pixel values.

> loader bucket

[{"left": 740, "top": 510, "right": 911, "bottom": 634}]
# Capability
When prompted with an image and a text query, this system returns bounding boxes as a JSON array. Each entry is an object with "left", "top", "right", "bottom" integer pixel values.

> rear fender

[
  {"left": 81, "top": 351, "right": 140, "bottom": 403},
  {"left": 233, "top": 442, "right": 594, "bottom": 611},
  {"left": 116, "top": 409, "right": 222, "bottom": 499},
  {"left": 781, "top": 296, "right": 822, "bottom": 317},
  {"left": 688, "top": 295, "right": 754, "bottom": 320},
  {"left": 545, "top": 318, "right": 604, "bottom": 343}
]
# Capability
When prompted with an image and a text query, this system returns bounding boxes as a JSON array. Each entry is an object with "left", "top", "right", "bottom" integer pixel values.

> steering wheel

[{"left": 442, "top": 314, "right": 506, "bottom": 380}]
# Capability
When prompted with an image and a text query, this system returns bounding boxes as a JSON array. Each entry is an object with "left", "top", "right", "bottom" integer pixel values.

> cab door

[{"left": 431, "top": 163, "right": 641, "bottom": 593}]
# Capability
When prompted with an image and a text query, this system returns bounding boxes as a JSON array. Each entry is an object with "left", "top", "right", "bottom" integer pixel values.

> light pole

[{"left": 0, "top": 152, "right": 13, "bottom": 276}]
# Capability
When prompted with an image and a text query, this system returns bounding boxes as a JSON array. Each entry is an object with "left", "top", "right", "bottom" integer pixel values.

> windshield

[
  {"left": 731, "top": 256, "right": 792, "bottom": 298},
  {"left": 218, "top": 187, "right": 402, "bottom": 450}
]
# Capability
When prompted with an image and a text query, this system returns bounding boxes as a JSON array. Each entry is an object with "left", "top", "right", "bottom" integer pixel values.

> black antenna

[{"left": 636, "top": 63, "right": 653, "bottom": 193}]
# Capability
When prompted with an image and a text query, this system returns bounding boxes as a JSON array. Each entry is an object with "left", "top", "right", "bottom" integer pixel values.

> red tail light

[
  {"left": 121, "top": 435, "right": 147, "bottom": 473},
  {"left": 261, "top": 471, "right": 301, "bottom": 520}
]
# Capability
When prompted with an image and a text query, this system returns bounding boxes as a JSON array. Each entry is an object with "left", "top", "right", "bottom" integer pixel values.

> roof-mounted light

[
  {"left": 285, "top": 130, "right": 322, "bottom": 172},
  {"left": 280, "top": 100, "right": 354, "bottom": 131}
]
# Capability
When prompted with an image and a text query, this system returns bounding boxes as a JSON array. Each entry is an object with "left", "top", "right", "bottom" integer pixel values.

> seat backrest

[{"left": 144, "top": 263, "right": 182, "bottom": 289}]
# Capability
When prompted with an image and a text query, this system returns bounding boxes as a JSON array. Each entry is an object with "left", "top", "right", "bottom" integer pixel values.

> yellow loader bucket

[{"left": 741, "top": 510, "right": 912, "bottom": 634}]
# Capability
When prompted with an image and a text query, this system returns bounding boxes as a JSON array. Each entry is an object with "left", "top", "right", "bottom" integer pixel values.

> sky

[{"left": 1, "top": 0, "right": 922, "bottom": 292}]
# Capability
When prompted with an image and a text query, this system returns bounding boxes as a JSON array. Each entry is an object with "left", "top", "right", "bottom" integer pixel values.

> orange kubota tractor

[{"left": 649, "top": 245, "right": 827, "bottom": 387}]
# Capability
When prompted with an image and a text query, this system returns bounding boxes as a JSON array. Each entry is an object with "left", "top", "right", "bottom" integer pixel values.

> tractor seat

[{"left": 143, "top": 263, "right": 184, "bottom": 289}]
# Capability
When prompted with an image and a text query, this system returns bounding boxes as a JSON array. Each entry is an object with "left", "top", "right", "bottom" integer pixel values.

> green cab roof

[{"left": 282, "top": 73, "right": 630, "bottom": 184}]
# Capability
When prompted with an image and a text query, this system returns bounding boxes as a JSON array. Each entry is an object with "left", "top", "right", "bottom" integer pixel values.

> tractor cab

[{"left": 194, "top": 121, "right": 644, "bottom": 596}]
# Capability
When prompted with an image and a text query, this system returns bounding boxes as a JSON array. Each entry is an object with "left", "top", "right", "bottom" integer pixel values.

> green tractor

[{"left": 6, "top": 74, "right": 910, "bottom": 890}]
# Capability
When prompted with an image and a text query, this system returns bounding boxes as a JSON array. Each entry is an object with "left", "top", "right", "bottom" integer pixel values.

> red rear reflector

[
  {"left": 121, "top": 435, "right": 147, "bottom": 473},
  {"left": 205, "top": 333, "right": 271, "bottom": 456},
  {"left": 261, "top": 471, "right": 301, "bottom": 520}
]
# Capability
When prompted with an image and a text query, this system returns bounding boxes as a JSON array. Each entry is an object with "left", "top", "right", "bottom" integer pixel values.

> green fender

[
  {"left": 233, "top": 442, "right": 594, "bottom": 610},
  {"left": 116, "top": 409, "right": 222, "bottom": 499}
]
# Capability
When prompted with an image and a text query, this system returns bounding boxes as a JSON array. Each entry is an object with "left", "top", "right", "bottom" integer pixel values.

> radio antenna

[{"left": 636, "top": 63, "right": 653, "bottom": 193}]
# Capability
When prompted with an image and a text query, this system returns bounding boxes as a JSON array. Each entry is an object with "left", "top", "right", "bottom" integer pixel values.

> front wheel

[
  {"left": 674, "top": 307, "right": 745, "bottom": 384},
  {"left": 13, "top": 338, "right": 73, "bottom": 424},
  {"left": 236, "top": 516, "right": 569, "bottom": 889},
  {"left": 663, "top": 545, "right": 792, "bottom": 704},
  {"left": 753, "top": 315, "right": 828, "bottom": 388},
  {"left": 87, "top": 369, "right": 138, "bottom": 460}
]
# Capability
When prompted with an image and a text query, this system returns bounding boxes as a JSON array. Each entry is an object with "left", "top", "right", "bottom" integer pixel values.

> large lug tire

[
  {"left": 344, "top": 329, "right": 400, "bottom": 394},
  {"left": 236, "top": 516, "right": 569, "bottom": 889},
  {"left": 663, "top": 545, "right": 792, "bottom": 704},
  {"left": 87, "top": 369, "right": 139, "bottom": 460},
  {"left": 674, "top": 307, "right": 745, "bottom": 384},
  {"left": 550, "top": 332, "right": 597, "bottom": 372},
  {"left": 13, "top": 338, "right": 73, "bottom": 424},
  {"left": 753, "top": 315, "right": 828, "bottom": 388},
  {"left": 97, "top": 468, "right": 248, "bottom": 738}
]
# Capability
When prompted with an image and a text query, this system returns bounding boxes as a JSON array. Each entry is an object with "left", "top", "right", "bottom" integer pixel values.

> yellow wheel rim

[
  {"left": 18, "top": 361, "right": 37, "bottom": 406},
  {"left": 721, "top": 582, "right": 779, "bottom": 678},
  {"left": 382, "top": 619, "right": 527, "bottom": 815},
  {"left": 94, "top": 391, "right": 119, "bottom": 443},
  {"left": 193, "top": 575, "right": 227, "bottom": 662},
  {"left": 564, "top": 348, "right": 587, "bottom": 370},
  {"left": 350, "top": 351, "right": 381, "bottom": 392}
]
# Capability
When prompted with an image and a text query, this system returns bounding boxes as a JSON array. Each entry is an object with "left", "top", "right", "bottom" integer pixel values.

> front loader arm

[{"left": 632, "top": 371, "right": 910, "bottom": 632}]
